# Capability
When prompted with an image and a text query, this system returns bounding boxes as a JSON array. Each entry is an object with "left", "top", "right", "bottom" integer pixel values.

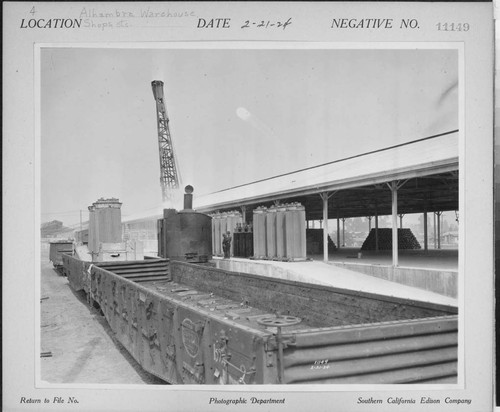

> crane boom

[{"left": 151, "top": 80, "right": 180, "bottom": 201}]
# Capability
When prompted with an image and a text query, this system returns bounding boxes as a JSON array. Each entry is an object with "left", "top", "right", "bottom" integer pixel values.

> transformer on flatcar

[{"left": 157, "top": 186, "right": 212, "bottom": 263}]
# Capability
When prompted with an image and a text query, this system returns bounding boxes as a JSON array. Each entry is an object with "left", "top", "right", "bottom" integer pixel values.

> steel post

[
  {"left": 337, "top": 218, "right": 340, "bottom": 249},
  {"left": 424, "top": 211, "right": 428, "bottom": 251},
  {"left": 241, "top": 205, "right": 247, "bottom": 224},
  {"left": 433, "top": 213, "right": 437, "bottom": 249},
  {"left": 436, "top": 211, "right": 442, "bottom": 249},
  {"left": 320, "top": 192, "right": 333, "bottom": 262},
  {"left": 391, "top": 181, "right": 399, "bottom": 267},
  {"left": 342, "top": 218, "right": 346, "bottom": 247}
]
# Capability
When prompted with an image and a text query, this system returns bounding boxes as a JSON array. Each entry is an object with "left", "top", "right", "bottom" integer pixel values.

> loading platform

[{"left": 215, "top": 253, "right": 458, "bottom": 308}]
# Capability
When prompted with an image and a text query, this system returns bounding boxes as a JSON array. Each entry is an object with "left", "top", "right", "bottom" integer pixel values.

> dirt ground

[{"left": 40, "top": 250, "right": 166, "bottom": 385}]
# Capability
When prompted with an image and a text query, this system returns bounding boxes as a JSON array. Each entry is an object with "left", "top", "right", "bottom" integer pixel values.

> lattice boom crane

[{"left": 151, "top": 80, "right": 181, "bottom": 202}]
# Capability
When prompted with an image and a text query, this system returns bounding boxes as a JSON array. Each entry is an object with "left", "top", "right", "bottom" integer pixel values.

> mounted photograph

[
  {"left": 4, "top": 1, "right": 494, "bottom": 411},
  {"left": 39, "top": 45, "right": 460, "bottom": 386}
]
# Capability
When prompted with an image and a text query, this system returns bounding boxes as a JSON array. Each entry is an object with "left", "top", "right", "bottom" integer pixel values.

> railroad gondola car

[
  {"left": 49, "top": 240, "right": 73, "bottom": 272},
  {"left": 62, "top": 255, "right": 458, "bottom": 385}
]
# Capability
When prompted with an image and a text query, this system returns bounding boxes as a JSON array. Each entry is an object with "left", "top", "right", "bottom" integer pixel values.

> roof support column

[
  {"left": 433, "top": 213, "right": 437, "bottom": 249},
  {"left": 373, "top": 198, "right": 379, "bottom": 252},
  {"left": 342, "top": 218, "right": 346, "bottom": 247},
  {"left": 387, "top": 180, "right": 408, "bottom": 267},
  {"left": 435, "top": 211, "right": 443, "bottom": 249},
  {"left": 391, "top": 181, "right": 399, "bottom": 267},
  {"left": 320, "top": 191, "right": 336, "bottom": 262},
  {"left": 240, "top": 205, "right": 247, "bottom": 224},
  {"left": 424, "top": 211, "right": 428, "bottom": 251},
  {"left": 337, "top": 218, "right": 340, "bottom": 250},
  {"left": 367, "top": 216, "right": 372, "bottom": 231}
]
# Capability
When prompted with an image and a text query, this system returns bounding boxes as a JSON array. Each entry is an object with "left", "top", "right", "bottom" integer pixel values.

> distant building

[
  {"left": 41, "top": 220, "right": 72, "bottom": 238},
  {"left": 441, "top": 231, "right": 458, "bottom": 244}
]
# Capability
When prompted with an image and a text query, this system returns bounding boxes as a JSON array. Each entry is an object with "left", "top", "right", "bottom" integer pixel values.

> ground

[{"left": 40, "top": 248, "right": 165, "bottom": 385}]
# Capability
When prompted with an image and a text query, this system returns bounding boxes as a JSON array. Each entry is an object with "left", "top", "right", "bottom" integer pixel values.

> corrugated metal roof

[{"left": 195, "top": 131, "right": 458, "bottom": 212}]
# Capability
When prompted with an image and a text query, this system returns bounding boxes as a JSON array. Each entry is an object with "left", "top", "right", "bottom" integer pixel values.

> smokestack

[{"left": 183, "top": 185, "right": 194, "bottom": 211}]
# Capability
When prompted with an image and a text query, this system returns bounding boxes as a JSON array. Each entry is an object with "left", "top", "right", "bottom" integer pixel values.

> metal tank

[
  {"left": 276, "top": 204, "right": 287, "bottom": 258},
  {"left": 88, "top": 198, "right": 122, "bottom": 258},
  {"left": 211, "top": 213, "right": 222, "bottom": 256},
  {"left": 252, "top": 206, "right": 267, "bottom": 259},
  {"left": 158, "top": 186, "right": 212, "bottom": 262},
  {"left": 284, "top": 202, "right": 306, "bottom": 260},
  {"left": 265, "top": 206, "right": 277, "bottom": 259}
]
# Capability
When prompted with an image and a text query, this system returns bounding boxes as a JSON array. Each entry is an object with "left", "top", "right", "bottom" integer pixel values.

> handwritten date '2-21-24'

[{"left": 241, "top": 18, "right": 292, "bottom": 30}]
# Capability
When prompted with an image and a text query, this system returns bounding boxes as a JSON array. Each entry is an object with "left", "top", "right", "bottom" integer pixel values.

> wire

[
  {"left": 41, "top": 210, "right": 89, "bottom": 216},
  {"left": 210, "top": 129, "right": 459, "bottom": 195}
]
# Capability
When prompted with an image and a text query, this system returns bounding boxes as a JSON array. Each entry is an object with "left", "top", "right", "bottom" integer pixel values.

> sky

[{"left": 41, "top": 47, "right": 458, "bottom": 226}]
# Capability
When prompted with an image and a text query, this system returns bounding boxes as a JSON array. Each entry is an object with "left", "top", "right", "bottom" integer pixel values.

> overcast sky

[{"left": 41, "top": 47, "right": 458, "bottom": 226}]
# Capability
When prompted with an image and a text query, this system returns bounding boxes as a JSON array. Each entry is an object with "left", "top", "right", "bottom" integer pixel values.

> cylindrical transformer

[
  {"left": 253, "top": 206, "right": 267, "bottom": 258},
  {"left": 213, "top": 214, "right": 222, "bottom": 256},
  {"left": 266, "top": 206, "right": 277, "bottom": 259},
  {"left": 88, "top": 198, "right": 122, "bottom": 259},
  {"left": 157, "top": 186, "right": 212, "bottom": 262},
  {"left": 276, "top": 204, "right": 287, "bottom": 259},
  {"left": 285, "top": 203, "right": 306, "bottom": 260}
]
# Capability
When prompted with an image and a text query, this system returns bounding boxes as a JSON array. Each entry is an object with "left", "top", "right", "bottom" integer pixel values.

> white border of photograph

[{"left": 3, "top": 2, "right": 493, "bottom": 411}]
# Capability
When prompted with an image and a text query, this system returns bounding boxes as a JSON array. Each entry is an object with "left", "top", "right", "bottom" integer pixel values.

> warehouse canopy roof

[{"left": 195, "top": 131, "right": 459, "bottom": 218}]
